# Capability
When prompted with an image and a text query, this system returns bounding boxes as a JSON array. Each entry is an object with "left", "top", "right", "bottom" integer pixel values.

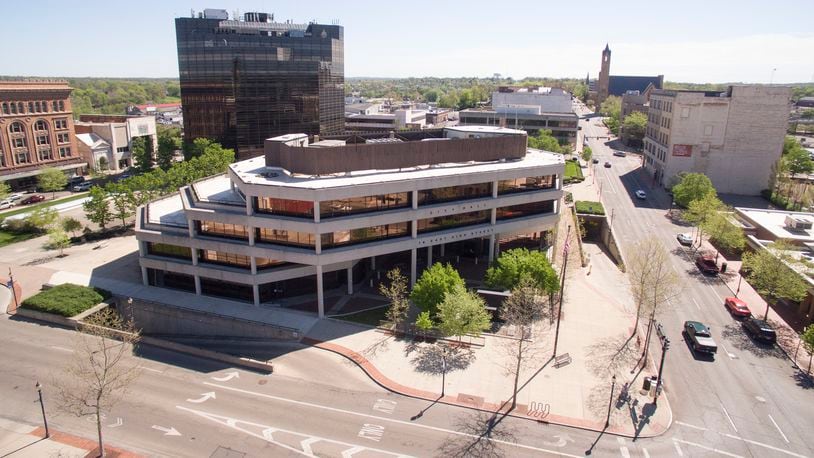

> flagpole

[{"left": 553, "top": 224, "right": 571, "bottom": 358}]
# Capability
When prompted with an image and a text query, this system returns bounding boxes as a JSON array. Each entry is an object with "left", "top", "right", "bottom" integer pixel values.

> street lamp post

[
  {"left": 35, "top": 381, "right": 49, "bottom": 438},
  {"left": 553, "top": 225, "right": 571, "bottom": 358},
  {"left": 8, "top": 267, "right": 19, "bottom": 311},
  {"left": 605, "top": 375, "right": 616, "bottom": 429},
  {"left": 440, "top": 347, "right": 447, "bottom": 398},
  {"left": 736, "top": 275, "right": 743, "bottom": 298},
  {"left": 654, "top": 337, "right": 670, "bottom": 407}
]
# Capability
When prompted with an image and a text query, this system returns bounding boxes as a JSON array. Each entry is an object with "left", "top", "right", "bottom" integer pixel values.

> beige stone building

[{"left": 643, "top": 85, "right": 791, "bottom": 195}]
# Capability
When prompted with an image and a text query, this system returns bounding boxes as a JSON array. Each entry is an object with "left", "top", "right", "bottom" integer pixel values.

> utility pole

[
  {"left": 605, "top": 374, "right": 616, "bottom": 428},
  {"left": 654, "top": 328, "right": 670, "bottom": 407},
  {"left": 553, "top": 225, "right": 571, "bottom": 358},
  {"left": 36, "top": 381, "right": 50, "bottom": 438},
  {"left": 8, "top": 267, "right": 19, "bottom": 311}
]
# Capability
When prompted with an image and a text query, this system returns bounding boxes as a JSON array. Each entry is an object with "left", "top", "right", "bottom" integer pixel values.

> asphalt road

[{"left": 579, "top": 106, "right": 814, "bottom": 458}]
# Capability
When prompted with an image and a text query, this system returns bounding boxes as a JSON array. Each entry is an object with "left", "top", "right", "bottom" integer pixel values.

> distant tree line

[{"left": 66, "top": 78, "right": 180, "bottom": 118}]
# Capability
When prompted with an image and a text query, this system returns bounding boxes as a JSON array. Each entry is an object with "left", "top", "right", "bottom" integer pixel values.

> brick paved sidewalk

[{"left": 0, "top": 417, "right": 140, "bottom": 458}]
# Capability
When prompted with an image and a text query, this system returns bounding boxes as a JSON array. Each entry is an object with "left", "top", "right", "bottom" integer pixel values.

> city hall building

[{"left": 135, "top": 126, "right": 564, "bottom": 316}]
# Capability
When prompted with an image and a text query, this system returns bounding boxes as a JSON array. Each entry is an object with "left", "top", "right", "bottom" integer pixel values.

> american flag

[{"left": 563, "top": 239, "right": 571, "bottom": 256}]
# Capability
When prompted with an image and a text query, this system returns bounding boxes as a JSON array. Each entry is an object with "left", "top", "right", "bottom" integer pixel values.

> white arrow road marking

[
  {"left": 151, "top": 425, "right": 181, "bottom": 436},
  {"left": 342, "top": 446, "right": 365, "bottom": 458},
  {"left": 212, "top": 371, "right": 240, "bottom": 382},
  {"left": 187, "top": 392, "right": 216, "bottom": 403},
  {"left": 262, "top": 428, "right": 275, "bottom": 441},
  {"left": 300, "top": 437, "right": 319, "bottom": 455},
  {"left": 202, "top": 382, "right": 583, "bottom": 457},
  {"left": 541, "top": 434, "right": 574, "bottom": 447},
  {"left": 107, "top": 417, "right": 123, "bottom": 428}
]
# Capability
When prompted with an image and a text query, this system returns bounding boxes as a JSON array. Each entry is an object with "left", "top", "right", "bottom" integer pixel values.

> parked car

[
  {"left": 635, "top": 190, "right": 647, "bottom": 200},
  {"left": 742, "top": 317, "right": 777, "bottom": 344},
  {"left": 683, "top": 321, "right": 718, "bottom": 357},
  {"left": 604, "top": 161, "right": 611, "bottom": 168},
  {"left": 72, "top": 181, "right": 94, "bottom": 192},
  {"left": 723, "top": 297, "right": 751, "bottom": 318},
  {"left": 7, "top": 192, "right": 24, "bottom": 201},
  {"left": 676, "top": 233, "right": 693, "bottom": 246},
  {"left": 592, "top": 158, "right": 599, "bottom": 164},
  {"left": 613, "top": 150, "right": 627, "bottom": 157},
  {"left": 695, "top": 255, "right": 720, "bottom": 276},
  {"left": 67, "top": 176, "right": 84, "bottom": 186},
  {"left": 0, "top": 199, "right": 13, "bottom": 210},
  {"left": 20, "top": 194, "right": 45, "bottom": 205}
]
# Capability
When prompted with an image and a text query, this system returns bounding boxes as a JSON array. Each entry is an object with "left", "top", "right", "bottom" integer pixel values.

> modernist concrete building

[
  {"left": 74, "top": 114, "right": 157, "bottom": 171},
  {"left": 459, "top": 87, "right": 579, "bottom": 145},
  {"left": 643, "top": 85, "right": 792, "bottom": 195},
  {"left": 0, "top": 81, "right": 84, "bottom": 190},
  {"left": 135, "top": 126, "right": 564, "bottom": 317}
]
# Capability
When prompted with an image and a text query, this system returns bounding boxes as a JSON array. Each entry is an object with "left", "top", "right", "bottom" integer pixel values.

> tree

[
  {"left": 83, "top": 186, "right": 112, "bottom": 230},
  {"left": 157, "top": 126, "right": 181, "bottom": 171},
  {"left": 106, "top": 183, "right": 135, "bottom": 228},
  {"left": 415, "top": 311, "right": 434, "bottom": 339},
  {"left": 801, "top": 324, "right": 814, "bottom": 375},
  {"left": 62, "top": 217, "right": 83, "bottom": 237},
  {"left": 703, "top": 212, "right": 746, "bottom": 256},
  {"left": 423, "top": 89, "right": 440, "bottom": 103},
  {"left": 130, "top": 136, "right": 153, "bottom": 173},
  {"left": 48, "top": 228, "right": 71, "bottom": 256},
  {"left": 25, "top": 207, "right": 59, "bottom": 232},
  {"left": 436, "top": 284, "right": 491, "bottom": 341},
  {"left": 622, "top": 112, "right": 647, "bottom": 145},
  {"left": 0, "top": 182, "right": 10, "bottom": 201},
  {"left": 581, "top": 146, "right": 593, "bottom": 163},
  {"left": 527, "top": 129, "right": 564, "bottom": 153},
  {"left": 599, "top": 96, "right": 621, "bottom": 134},
  {"left": 485, "top": 248, "right": 559, "bottom": 293},
  {"left": 437, "top": 92, "right": 459, "bottom": 109},
  {"left": 379, "top": 268, "right": 410, "bottom": 332},
  {"left": 742, "top": 241, "right": 808, "bottom": 320},
  {"left": 98, "top": 156, "right": 109, "bottom": 171},
  {"left": 672, "top": 173, "right": 716, "bottom": 208},
  {"left": 499, "top": 279, "right": 549, "bottom": 410},
  {"left": 785, "top": 147, "right": 814, "bottom": 176},
  {"left": 38, "top": 167, "right": 68, "bottom": 200},
  {"left": 683, "top": 193, "right": 724, "bottom": 246},
  {"left": 572, "top": 83, "right": 588, "bottom": 102},
  {"left": 801, "top": 109, "right": 814, "bottom": 119},
  {"left": 56, "top": 307, "right": 141, "bottom": 458},
  {"left": 410, "top": 263, "right": 465, "bottom": 315}
]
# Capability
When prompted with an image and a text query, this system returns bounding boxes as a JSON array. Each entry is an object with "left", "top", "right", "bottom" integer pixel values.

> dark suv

[{"left": 742, "top": 317, "right": 777, "bottom": 344}]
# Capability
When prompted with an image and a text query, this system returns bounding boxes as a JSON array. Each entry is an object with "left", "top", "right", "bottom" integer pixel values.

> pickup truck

[
  {"left": 684, "top": 321, "right": 718, "bottom": 357},
  {"left": 695, "top": 255, "right": 720, "bottom": 276}
]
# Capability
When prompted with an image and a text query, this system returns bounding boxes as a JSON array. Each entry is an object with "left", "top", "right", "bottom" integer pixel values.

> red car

[
  {"left": 20, "top": 194, "right": 45, "bottom": 205},
  {"left": 695, "top": 255, "right": 720, "bottom": 276},
  {"left": 724, "top": 297, "right": 751, "bottom": 318}
]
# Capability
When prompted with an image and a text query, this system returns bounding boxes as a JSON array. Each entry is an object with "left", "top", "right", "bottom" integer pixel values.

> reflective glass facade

[
  {"left": 199, "top": 250, "right": 252, "bottom": 269},
  {"left": 497, "top": 175, "right": 556, "bottom": 195},
  {"left": 256, "top": 196, "right": 314, "bottom": 218},
  {"left": 175, "top": 16, "right": 344, "bottom": 160},
  {"left": 496, "top": 200, "right": 555, "bottom": 220},
  {"left": 198, "top": 221, "right": 249, "bottom": 240},
  {"left": 321, "top": 222, "right": 410, "bottom": 248},
  {"left": 257, "top": 227, "right": 317, "bottom": 248},
  {"left": 147, "top": 242, "right": 192, "bottom": 260},
  {"left": 320, "top": 192, "right": 410, "bottom": 219},
  {"left": 417, "top": 182, "right": 492, "bottom": 206},
  {"left": 417, "top": 210, "right": 490, "bottom": 233}
]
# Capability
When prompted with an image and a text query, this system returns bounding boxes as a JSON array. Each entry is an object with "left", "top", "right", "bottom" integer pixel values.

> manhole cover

[
  {"left": 210, "top": 446, "right": 246, "bottom": 458},
  {"left": 258, "top": 380, "right": 267, "bottom": 385}
]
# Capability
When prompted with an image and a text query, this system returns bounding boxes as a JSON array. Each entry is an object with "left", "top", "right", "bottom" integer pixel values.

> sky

[{"left": 3, "top": 0, "right": 813, "bottom": 84}]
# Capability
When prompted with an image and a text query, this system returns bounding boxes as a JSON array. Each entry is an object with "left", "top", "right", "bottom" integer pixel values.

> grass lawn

[
  {"left": 0, "top": 192, "right": 89, "bottom": 219},
  {"left": 0, "top": 230, "right": 38, "bottom": 247},
  {"left": 334, "top": 306, "right": 388, "bottom": 327},
  {"left": 564, "top": 161, "right": 584, "bottom": 181},
  {"left": 575, "top": 200, "right": 606, "bottom": 215},
  {"left": 21, "top": 283, "right": 112, "bottom": 317}
]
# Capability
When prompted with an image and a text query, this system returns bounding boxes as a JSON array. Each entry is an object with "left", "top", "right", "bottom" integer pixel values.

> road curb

[{"left": 302, "top": 336, "right": 671, "bottom": 439}]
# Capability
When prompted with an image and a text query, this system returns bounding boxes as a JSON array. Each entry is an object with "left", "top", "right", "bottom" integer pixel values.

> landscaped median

[
  {"left": 574, "top": 200, "right": 605, "bottom": 215},
  {"left": 564, "top": 160, "right": 585, "bottom": 184},
  {"left": 21, "top": 283, "right": 111, "bottom": 317}
]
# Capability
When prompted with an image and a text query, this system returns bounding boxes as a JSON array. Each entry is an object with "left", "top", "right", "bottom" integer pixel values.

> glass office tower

[{"left": 175, "top": 11, "right": 344, "bottom": 160}]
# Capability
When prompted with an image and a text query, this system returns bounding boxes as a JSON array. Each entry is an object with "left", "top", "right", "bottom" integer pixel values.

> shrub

[
  {"left": 21, "top": 283, "right": 112, "bottom": 317},
  {"left": 575, "top": 200, "right": 605, "bottom": 215}
]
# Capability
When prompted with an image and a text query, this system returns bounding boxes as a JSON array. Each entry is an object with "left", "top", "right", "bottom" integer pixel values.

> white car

[
  {"left": 677, "top": 233, "right": 693, "bottom": 246},
  {"left": 635, "top": 190, "right": 647, "bottom": 199},
  {"left": 7, "top": 192, "right": 24, "bottom": 201},
  {"left": 0, "top": 199, "right": 13, "bottom": 210}
]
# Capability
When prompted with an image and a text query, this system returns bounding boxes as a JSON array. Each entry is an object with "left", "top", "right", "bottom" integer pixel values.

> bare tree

[
  {"left": 56, "top": 307, "right": 141, "bottom": 457},
  {"left": 436, "top": 411, "right": 516, "bottom": 458},
  {"left": 498, "top": 278, "right": 551, "bottom": 411},
  {"left": 632, "top": 238, "right": 680, "bottom": 365}
]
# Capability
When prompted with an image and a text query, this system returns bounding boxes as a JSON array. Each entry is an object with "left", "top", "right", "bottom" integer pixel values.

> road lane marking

[
  {"left": 49, "top": 345, "right": 74, "bottom": 353},
  {"left": 691, "top": 298, "right": 701, "bottom": 310},
  {"left": 212, "top": 371, "right": 240, "bottom": 382},
  {"left": 675, "top": 420, "right": 706, "bottom": 431},
  {"left": 719, "top": 343, "right": 737, "bottom": 360},
  {"left": 358, "top": 423, "right": 384, "bottom": 442},
  {"left": 720, "top": 403, "right": 738, "bottom": 433},
  {"left": 151, "top": 425, "right": 181, "bottom": 436},
  {"left": 186, "top": 392, "right": 216, "bottom": 403},
  {"left": 300, "top": 437, "right": 318, "bottom": 455},
  {"left": 673, "top": 439, "right": 742, "bottom": 457},
  {"left": 342, "top": 446, "right": 365, "bottom": 458},
  {"left": 142, "top": 367, "right": 162, "bottom": 373},
  {"left": 202, "top": 382, "right": 583, "bottom": 457},
  {"left": 678, "top": 420, "right": 806, "bottom": 458},
  {"left": 617, "top": 437, "right": 630, "bottom": 458},
  {"left": 642, "top": 448, "right": 650, "bottom": 458},
  {"left": 373, "top": 399, "right": 397, "bottom": 414},
  {"left": 768, "top": 415, "right": 790, "bottom": 444}
]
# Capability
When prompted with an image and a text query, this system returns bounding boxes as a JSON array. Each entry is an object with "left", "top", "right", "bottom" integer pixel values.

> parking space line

[
  {"left": 721, "top": 403, "right": 738, "bottom": 433},
  {"left": 675, "top": 420, "right": 706, "bottom": 431},
  {"left": 673, "top": 439, "right": 742, "bottom": 458},
  {"left": 768, "top": 415, "right": 790, "bottom": 444},
  {"left": 691, "top": 298, "right": 701, "bottom": 311}
]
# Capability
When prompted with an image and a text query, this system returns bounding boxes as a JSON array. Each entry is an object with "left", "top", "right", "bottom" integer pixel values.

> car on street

[
  {"left": 676, "top": 233, "right": 693, "bottom": 246},
  {"left": 604, "top": 161, "right": 611, "bottom": 168},
  {"left": 613, "top": 150, "right": 626, "bottom": 157},
  {"left": 635, "top": 190, "right": 647, "bottom": 199},
  {"left": 7, "top": 192, "right": 24, "bottom": 202},
  {"left": 0, "top": 199, "right": 13, "bottom": 210},
  {"left": 683, "top": 321, "right": 718, "bottom": 357},
  {"left": 695, "top": 255, "right": 720, "bottom": 276},
  {"left": 20, "top": 194, "right": 45, "bottom": 205},
  {"left": 724, "top": 296, "right": 751, "bottom": 318},
  {"left": 72, "top": 181, "right": 94, "bottom": 192},
  {"left": 66, "top": 176, "right": 84, "bottom": 186},
  {"left": 592, "top": 158, "right": 599, "bottom": 164},
  {"left": 742, "top": 316, "right": 777, "bottom": 344}
]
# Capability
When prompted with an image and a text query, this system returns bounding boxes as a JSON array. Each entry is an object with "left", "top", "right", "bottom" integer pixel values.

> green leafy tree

[
  {"left": 599, "top": 96, "right": 621, "bottom": 134},
  {"left": 157, "top": 126, "right": 181, "bottom": 171},
  {"left": 784, "top": 147, "right": 814, "bottom": 176},
  {"left": 622, "top": 112, "right": 647, "bottom": 144},
  {"left": 25, "top": 207, "right": 59, "bottom": 232},
  {"left": 105, "top": 183, "right": 135, "bottom": 228},
  {"left": 415, "top": 311, "right": 434, "bottom": 339},
  {"left": 485, "top": 248, "right": 559, "bottom": 293},
  {"left": 423, "top": 89, "right": 441, "bottom": 103},
  {"left": 410, "top": 263, "right": 465, "bottom": 315},
  {"left": 581, "top": 146, "right": 593, "bottom": 163},
  {"left": 437, "top": 92, "right": 459, "bottom": 109},
  {"left": 436, "top": 284, "right": 492, "bottom": 340},
  {"left": 672, "top": 173, "right": 716, "bottom": 208},
  {"left": 801, "top": 324, "right": 814, "bottom": 375},
  {"left": 743, "top": 241, "right": 808, "bottom": 320},
  {"left": 783, "top": 136, "right": 804, "bottom": 155},
  {"left": 801, "top": 109, "right": 814, "bottom": 119},
  {"left": 38, "top": 167, "right": 68, "bottom": 199},
  {"left": 83, "top": 186, "right": 112, "bottom": 230},
  {"left": 379, "top": 268, "right": 410, "bottom": 331},
  {"left": 527, "top": 129, "right": 564, "bottom": 153},
  {"left": 703, "top": 212, "right": 746, "bottom": 256},
  {"left": 572, "top": 83, "right": 588, "bottom": 102},
  {"left": 683, "top": 193, "right": 724, "bottom": 245},
  {"left": 0, "top": 182, "right": 10, "bottom": 201},
  {"left": 130, "top": 136, "right": 154, "bottom": 173},
  {"left": 62, "top": 217, "right": 83, "bottom": 237},
  {"left": 48, "top": 228, "right": 71, "bottom": 256}
]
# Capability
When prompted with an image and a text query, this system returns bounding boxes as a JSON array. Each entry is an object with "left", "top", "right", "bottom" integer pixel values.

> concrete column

[
  {"left": 316, "top": 265, "right": 325, "bottom": 318},
  {"left": 248, "top": 227, "right": 255, "bottom": 246},
  {"left": 253, "top": 284, "right": 260, "bottom": 306},
  {"left": 250, "top": 257, "right": 257, "bottom": 275},
  {"left": 440, "top": 244, "right": 445, "bottom": 257},
  {"left": 141, "top": 266, "right": 148, "bottom": 286},
  {"left": 427, "top": 246, "right": 433, "bottom": 268},
  {"left": 138, "top": 240, "right": 147, "bottom": 257},
  {"left": 492, "top": 180, "right": 499, "bottom": 198},
  {"left": 491, "top": 208, "right": 497, "bottom": 225},
  {"left": 315, "top": 232, "right": 322, "bottom": 255},
  {"left": 347, "top": 266, "right": 353, "bottom": 295},
  {"left": 191, "top": 248, "right": 199, "bottom": 266},
  {"left": 194, "top": 275, "right": 202, "bottom": 295},
  {"left": 371, "top": 255, "right": 376, "bottom": 271},
  {"left": 314, "top": 200, "right": 320, "bottom": 223},
  {"left": 245, "top": 196, "right": 252, "bottom": 216},
  {"left": 188, "top": 219, "right": 196, "bottom": 238},
  {"left": 495, "top": 233, "right": 501, "bottom": 258},
  {"left": 488, "top": 234, "right": 496, "bottom": 263},
  {"left": 412, "top": 190, "right": 418, "bottom": 209},
  {"left": 410, "top": 248, "right": 417, "bottom": 287}
]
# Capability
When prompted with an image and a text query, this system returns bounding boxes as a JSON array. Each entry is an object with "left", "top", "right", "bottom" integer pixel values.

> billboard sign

[{"left": 672, "top": 144, "right": 692, "bottom": 157}]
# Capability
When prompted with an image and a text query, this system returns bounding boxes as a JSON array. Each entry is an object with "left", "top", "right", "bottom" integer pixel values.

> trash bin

[
  {"left": 721, "top": 262, "right": 728, "bottom": 273},
  {"left": 642, "top": 377, "right": 652, "bottom": 391}
]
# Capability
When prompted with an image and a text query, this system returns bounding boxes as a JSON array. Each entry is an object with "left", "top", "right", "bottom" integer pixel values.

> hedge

[
  {"left": 575, "top": 200, "right": 606, "bottom": 215},
  {"left": 21, "top": 283, "right": 112, "bottom": 317}
]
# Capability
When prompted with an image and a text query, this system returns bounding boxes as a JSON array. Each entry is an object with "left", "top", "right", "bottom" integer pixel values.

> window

[
  {"left": 9, "top": 122, "right": 24, "bottom": 134},
  {"left": 199, "top": 250, "right": 252, "bottom": 269},
  {"left": 417, "top": 182, "right": 492, "bottom": 206},
  {"left": 147, "top": 242, "right": 191, "bottom": 260},
  {"left": 34, "top": 120, "right": 48, "bottom": 131},
  {"left": 319, "top": 192, "right": 410, "bottom": 219},
  {"left": 12, "top": 137, "right": 26, "bottom": 148},
  {"left": 52, "top": 101, "right": 59, "bottom": 111},
  {"left": 57, "top": 133, "right": 70, "bottom": 143},
  {"left": 58, "top": 101, "right": 65, "bottom": 111},
  {"left": 496, "top": 200, "right": 555, "bottom": 220},
  {"left": 497, "top": 175, "right": 556, "bottom": 195},
  {"left": 198, "top": 221, "right": 249, "bottom": 240},
  {"left": 256, "top": 227, "right": 316, "bottom": 248},
  {"left": 256, "top": 196, "right": 314, "bottom": 218},
  {"left": 36, "top": 135, "right": 50, "bottom": 146},
  {"left": 2, "top": 103, "right": 8, "bottom": 114},
  {"left": 321, "top": 222, "right": 410, "bottom": 248},
  {"left": 200, "top": 277, "right": 253, "bottom": 302},
  {"left": 17, "top": 102, "right": 24, "bottom": 113},
  {"left": 41, "top": 101, "right": 48, "bottom": 113},
  {"left": 417, "top": 210, "right": 490, "bottom": 233},
  {"left": 116, "top": 146, "right": 129, "bottom": 153},
  {"left": 38, "top": 148, "right": 53, "bottom": 161},
  {"left": 16, "top": 151, "right": 30, "bottom": 164},
  {"left": 28, "top": 102, "right": 34, "bottom": 113},
  {"left": 59, "top": 146, "right": 71, "bottom": 157},
  {"left": 54, "top": 118, "right": 68, "bottom": 130}
]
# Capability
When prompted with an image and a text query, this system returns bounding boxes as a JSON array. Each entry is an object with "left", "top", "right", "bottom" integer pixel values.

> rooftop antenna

[
  {"left": 770, "top": 68, "right": 777, "bottom": 85},
  {"left": 190, "top": 9, "right": 195, "bottom": 18}
]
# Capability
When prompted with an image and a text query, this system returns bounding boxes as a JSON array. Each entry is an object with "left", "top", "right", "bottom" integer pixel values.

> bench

[{"left": 554, "top": 352, "right": 572, "bottom": 368}]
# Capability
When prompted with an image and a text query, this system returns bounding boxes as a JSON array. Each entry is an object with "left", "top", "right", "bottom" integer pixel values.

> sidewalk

[{"left": 0, "top": 417, "right": 139, "bottom": 458}]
